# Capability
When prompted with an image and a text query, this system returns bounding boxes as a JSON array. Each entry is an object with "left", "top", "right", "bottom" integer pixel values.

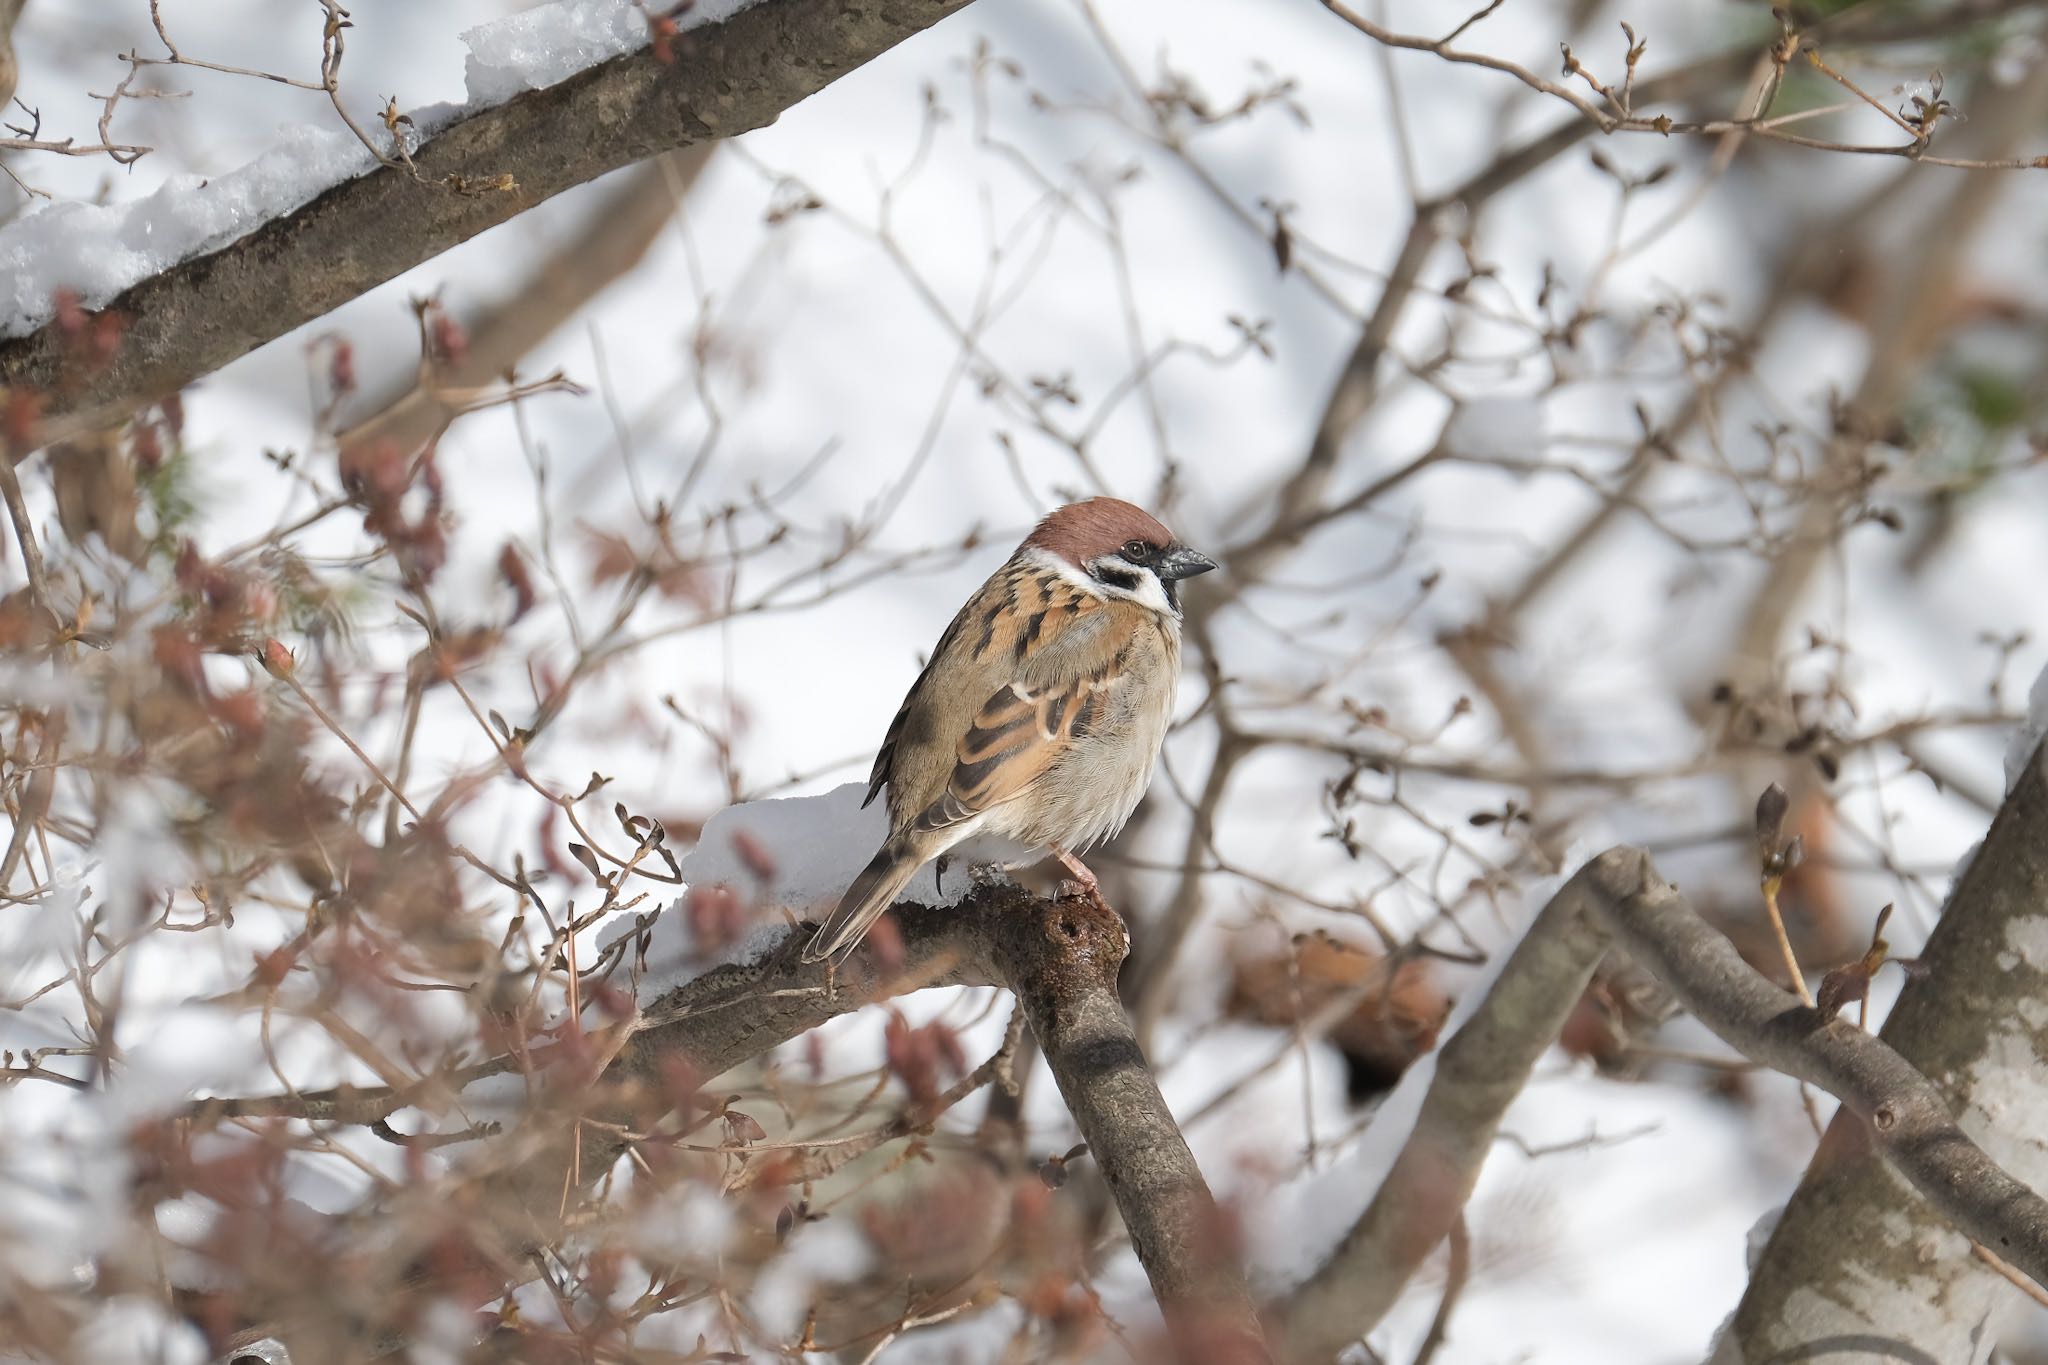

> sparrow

[{"left": 802, "top": 498, "right": 1216, "bottom": 964}]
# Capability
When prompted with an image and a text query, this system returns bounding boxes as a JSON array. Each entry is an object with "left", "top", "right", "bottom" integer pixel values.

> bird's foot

[{"left": 1048, "top": 844, "right": 1107, "bottom": 908}]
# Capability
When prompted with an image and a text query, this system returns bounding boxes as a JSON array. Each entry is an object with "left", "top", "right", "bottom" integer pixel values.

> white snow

[
  {"left": 0, "top": 117, "right": 428, "bottom": 340},
  {"left": 0, "top": 0, "right": 759, "bottom": 339},
  {"left": 2003, "top": 659, "right": 2048, "bottom": 792},
  {"left": 1444, "top": 394, "right": 1547, "bottom": 464},
  {"left": 63, "top": 1296, "right": 208, "bottom": 1365},
  {"left": 464, "top": 0, "right": 760, "bottom": 105}
]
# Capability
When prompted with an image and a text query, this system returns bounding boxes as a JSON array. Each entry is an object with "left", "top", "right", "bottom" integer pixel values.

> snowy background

[{"left": 3, "top": 0, "right": 2048, "bottom": 1361}]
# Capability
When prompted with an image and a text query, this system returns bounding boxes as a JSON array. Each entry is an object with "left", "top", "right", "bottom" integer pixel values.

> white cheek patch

[
  {"left": 1085, "top": 555, "right": 1172, "bottom": 614},
  {"left": 1020, "top": 546, "right": 1174, "bottom": 614},
  {"left": 1021, "top": 547, "right": 1103, "bottom": 594}
]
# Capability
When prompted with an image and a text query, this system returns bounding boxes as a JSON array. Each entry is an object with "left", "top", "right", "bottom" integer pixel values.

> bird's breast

[{"left": 989, "top": 618, "right": 1180, "bottom": 850}]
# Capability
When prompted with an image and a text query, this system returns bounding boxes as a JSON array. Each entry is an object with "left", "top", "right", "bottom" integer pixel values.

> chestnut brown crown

[
  {"left": 1021, "top": 497, "right": 1216, "bottom": 609},
  {"left": 1024, "top": 497, "right": 1176, "bottom": 564}
]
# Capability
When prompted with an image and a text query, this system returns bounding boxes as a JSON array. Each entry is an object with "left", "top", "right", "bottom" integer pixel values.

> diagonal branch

[
  {"left": 995, "top": 892, "right": 1273, "bottom": 1363},
  {"left": 334, "top": 145, "right": 714, "bottom": 460},
  {"left": 0, "top": 0, "right": 975, "bottom": 445},
  {"left": 1584, "top": 847, "right": 2048, "bottom": 1285},
  {"left": 1280, "top": 845, "right": 2048, "bottom": 1362},
  {"left": 1279, "top": 856, "right": 1616, "bottom": 1362}
]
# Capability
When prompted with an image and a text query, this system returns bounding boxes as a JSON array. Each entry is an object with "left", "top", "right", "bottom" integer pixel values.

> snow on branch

[
  {"left": 1279, "top": 844, "right": 2048, "bottom": 1363},
  {"left": 1732, "top": 729, "right": 2048, "bottom": 1359},
  {"left": 0, "top": 0, "right": 973, "bottom": 445}
]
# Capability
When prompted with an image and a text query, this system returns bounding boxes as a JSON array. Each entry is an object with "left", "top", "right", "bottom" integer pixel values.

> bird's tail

[{"left": 802, "top": 840, "right": 924, "bottom": 965}]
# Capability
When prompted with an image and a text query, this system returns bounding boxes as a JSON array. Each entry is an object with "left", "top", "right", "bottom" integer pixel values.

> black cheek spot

[{"left": 1091, "top": 564, "right": 1141, "bottom": 593}]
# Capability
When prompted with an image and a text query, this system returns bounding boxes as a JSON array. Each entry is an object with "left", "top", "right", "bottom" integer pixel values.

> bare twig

[{"left": 0, "top": 447, "right": 53, "bottom": 622}]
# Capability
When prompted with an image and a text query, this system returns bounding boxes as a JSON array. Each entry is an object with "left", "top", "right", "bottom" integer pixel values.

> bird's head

[{"left": 1024, "top": 497, "right": 1217, "bottom": 614}]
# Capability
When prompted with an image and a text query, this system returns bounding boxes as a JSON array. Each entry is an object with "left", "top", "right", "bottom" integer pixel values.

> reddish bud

[
  {"left": 684, "top": 883, "right": 746, "bottom": 955},
  {"left": 498, "top": 542, "right": 536, "bottom": 622},
  {"left": 1, "top": 389, "right": 44, "bottom": 453},
  {"left": 429, "top": 308, "right": 468, "bottom": 369},
  {"left": 257, "top": 639, "right": 296, "bottom": 679},
  {"left": 649, "top": 15, "right": 678, "bottom": 64},
  {"left": 328, "top": 338, "right": 356, "bottom": 397}
]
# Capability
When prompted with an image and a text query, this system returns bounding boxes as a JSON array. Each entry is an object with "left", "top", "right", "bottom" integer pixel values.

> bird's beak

[{"left": 1156, "top": 545, "right": 1218, "bottom": 582}]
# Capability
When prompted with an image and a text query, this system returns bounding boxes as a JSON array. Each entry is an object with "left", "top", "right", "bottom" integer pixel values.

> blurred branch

[
  {"left": 220, "top": 883, "right": 1272, "bottom": 1362},
  {"left": 1281, "top": 843, "right": 2048, "bottom": 1360},
  {"left": 1726, "top": 53, "right": 2048, "bottom": 685},
  {"left": 0, "top": 0, "right": 24, "bottom": 110},
  {"left": 335, "top": 146, "right": 713, "bottom": 459},
  {"left": 0, "top": 446, "right": 51, "bottom": 620},
  {"left": 1320, "top": 0, "right": 2048, "bottom": 169},
  {"left": 1226, "top": 0, "right": 2044, "bottom": 597},
  {"left": 0, "top": 0, "right": 973, "bottom": 445}
]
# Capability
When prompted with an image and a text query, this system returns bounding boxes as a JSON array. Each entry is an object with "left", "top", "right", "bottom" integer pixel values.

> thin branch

[{"left": 0, "top": 446, "right": 53, "bottom": 622}]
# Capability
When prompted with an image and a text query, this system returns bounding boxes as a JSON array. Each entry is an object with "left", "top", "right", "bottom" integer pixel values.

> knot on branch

[{"left": 989, "top": 889, "right": 1130, "bottom": 1001}]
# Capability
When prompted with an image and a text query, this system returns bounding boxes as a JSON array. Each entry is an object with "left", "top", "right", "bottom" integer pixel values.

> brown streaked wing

[
  {"left": 911, "top": 654, "right": 1119, "bottom": 834},
  {"left": 870, "top": 563, "right": 1108, "bottom": 813},
  {"left": 862, "top": 571, "right": 997, "bottom": 809}
]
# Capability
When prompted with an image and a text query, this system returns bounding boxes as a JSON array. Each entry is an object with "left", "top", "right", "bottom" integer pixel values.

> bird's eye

[{"left": 1121, "top": 539, "right": 1149, "bottom": 560}]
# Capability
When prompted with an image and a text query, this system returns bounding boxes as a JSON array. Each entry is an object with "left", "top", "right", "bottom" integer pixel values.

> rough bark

[
  {"left": 993, "top": 893, "right": 1273, "bottom": 1363},
  {"left": 0, "top": 0, "right": 974, "bottom": 445},
  {"left": 1724, "top": 740, "right": 2048, "bottom": 1364}
]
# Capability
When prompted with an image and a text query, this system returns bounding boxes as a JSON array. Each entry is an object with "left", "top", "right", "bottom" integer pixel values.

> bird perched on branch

[{"left": 803, "top": 498, "right": 1216, "bottom": 964}]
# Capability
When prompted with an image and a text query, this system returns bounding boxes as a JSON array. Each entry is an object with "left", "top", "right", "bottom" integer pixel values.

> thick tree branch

[
  {"left": 0, "top": 0, "right": 974, "bottom": 444},
  {"left": 1583, "top": 847, "right": 2048, "bottom": 1287},
  {"left": 1728, "top": 735, "right": 2048, "bottom": 1360},
  {"left": 994, "top": 893, "right": 1273, "bottom": 1363},
  {"left": 1281, "top": 845, "right": 2048, "bottom": 1362}
]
